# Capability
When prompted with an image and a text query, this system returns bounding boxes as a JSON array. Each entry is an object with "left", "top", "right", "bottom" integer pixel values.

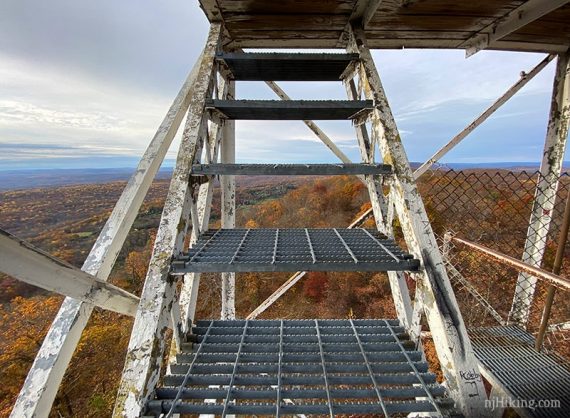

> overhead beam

[
  {"left": 465, "top": 0, "right": 570, "bottom": 57},
  {"left": 0, "top": 229, "right": 139, "bottom": 317}
]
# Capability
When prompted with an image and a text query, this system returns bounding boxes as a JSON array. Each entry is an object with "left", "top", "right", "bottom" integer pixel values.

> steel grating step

[
  {"left": 147, "top": 319, "right": 452, "bottom": 417},
  {"left": 206, "top": 99, "right": 373, "bottom": 120},
  {"left": 217, "top": 52, "right": 359, "bottom": 81},
  {"left": 471, "top": 326, "right": 570, "bottom": 417},
  {"left": 171, "top": 228, "right": 420, "bottom": 273},
  {"left": 191, "top": 163, "right": 392, "bottom": 176}
]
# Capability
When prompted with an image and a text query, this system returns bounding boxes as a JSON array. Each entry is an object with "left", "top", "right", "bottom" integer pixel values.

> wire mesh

[{"left": 418, "top": 168, "right": 570, "bottom": 358}]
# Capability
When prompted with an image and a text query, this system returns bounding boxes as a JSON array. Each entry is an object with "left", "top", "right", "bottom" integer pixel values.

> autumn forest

[{"left": 1, "top": 169, "right": 569, "bottom": 416}]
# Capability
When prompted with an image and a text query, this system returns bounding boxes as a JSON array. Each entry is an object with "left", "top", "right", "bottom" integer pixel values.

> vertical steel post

[
  {"left": 535, "top": 188, "right": 570, "bottom": 350},
  {"left": 348, "top": 24, "right": 489, "bottom": 416},
  {"left": 510, "top": 51, "right": 570, "bottom": 326},
  {"left": 113, "top": 24, "right": 221, "bottom": 418},
  {"left": 179, "top": 76, "right": 229, "bottom": 334},
  {"left": 221, "top": 78, "right": 236, "bottom": 320},
  {"left": 344, "top": 76, "right": 413, "bottom": 329}
]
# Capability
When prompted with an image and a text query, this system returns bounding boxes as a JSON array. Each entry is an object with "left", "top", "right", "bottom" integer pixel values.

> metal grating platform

[
  {"left": 147, "top": 319, "right": 451, "bottom": 416},
  {"left": 206, "top": 99, "right": 373, "bottom": 120},
  {"left": 171, "top": 228, "right": 419, "bottom": 274},
  {"left": 217, "top": 52, "right": 359, "bottom": 81},
  {"left": 191, "top": 163, "right": 392, "bottom": 176},
  {"left": 471, "top": 326, "right": 570, "bottom": 417}
]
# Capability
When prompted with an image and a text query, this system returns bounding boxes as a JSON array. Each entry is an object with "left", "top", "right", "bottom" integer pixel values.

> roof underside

[{"left": 199, "top": 0, "right": 570, "bottom": 53}]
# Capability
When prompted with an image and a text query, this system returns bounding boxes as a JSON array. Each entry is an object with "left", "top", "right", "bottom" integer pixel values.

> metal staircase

[
  {"left": 134, "top": 45, "right": 470, "bottom": 416},
  {"left": 105, "top": 24, "right": 491, "bottom": 417},
  {"left": 92, "top": 24, "right": 486, "bottom": 417}
]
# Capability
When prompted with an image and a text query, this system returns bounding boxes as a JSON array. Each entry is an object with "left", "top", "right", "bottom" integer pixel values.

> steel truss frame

[{"left": 10, "top": 16, "right": 567, "bottom": 418}]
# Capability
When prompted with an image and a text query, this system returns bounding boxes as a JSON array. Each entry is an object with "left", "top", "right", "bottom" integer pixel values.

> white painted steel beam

[
  {"left": 11, "top": 41, "right": 206, "bottom": 418},
  {"left": 415, "top": 54, "right": 555, "bottom": 178},
  {"left": 113, "top": 23, "right": 222, "bottom": 418},
  {"left": 221, "top": 79, "right": 236, "bottom": 320},
  {"left": 0, "top": 230, "right": 138, "bottom": 317},
  {"left": 349, "top": 24, "right": 489, "bottom": 415},
  {"left": 510, "top": 51, "right": 570, "bottom": 326},
  {"left": 180, "top": 75, "right": 229, "bottom": 334},
  {"left": 465, "top": 0, "right": 570, "bottom": 57},
  {"left": 346, "top": 74, "right": 414, "bottom": 329}
]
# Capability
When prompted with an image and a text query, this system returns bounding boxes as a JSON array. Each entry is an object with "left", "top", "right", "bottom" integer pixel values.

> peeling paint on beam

[
  {"left": 112, "top": 23, "right": 222, "bottom": 418},
  {"left": 180, "top": 75, "right": 229, "bottom": 334},
  {"left": 348, "top": 24, "right": 489, "bottom": 416},
  {"left": 0, "top": 229, "right": 139, "bottom": 316},
  {"left": 347, "top": 70, "right": 413, "bottom": 330},
  {"left": 221, "top": 78, "right": 236, "bottom": 320},
  {"left": 510, "top": 51, "right": 570, "bottom": 326}
]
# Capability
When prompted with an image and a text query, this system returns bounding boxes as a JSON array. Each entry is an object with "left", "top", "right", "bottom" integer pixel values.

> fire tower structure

[{"left": 2, "top": 1, "right": 570, "bottom": 417}]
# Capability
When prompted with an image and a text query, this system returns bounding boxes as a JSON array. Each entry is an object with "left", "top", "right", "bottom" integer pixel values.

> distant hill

[
  {"left": 1, "top": 162, "right": 568, "bottom": 191},
  {"left": 0, "top": 168, "right": 173, "bottom": 191}
]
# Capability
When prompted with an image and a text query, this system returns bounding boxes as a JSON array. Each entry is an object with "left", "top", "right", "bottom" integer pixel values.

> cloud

[{"left": 0, "top": 0, "right": 565, "bottom": 169}]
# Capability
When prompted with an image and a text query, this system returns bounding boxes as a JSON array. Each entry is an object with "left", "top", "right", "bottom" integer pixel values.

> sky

[{"left": 0, "top": 0, "right": 565, "bottom": 171}]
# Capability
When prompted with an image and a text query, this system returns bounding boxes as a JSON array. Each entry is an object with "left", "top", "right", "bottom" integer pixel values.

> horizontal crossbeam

[
  {"left": 191, "top": 163, "right": 392, "bottom": 176},
  {"left": 206, "top": 99, "right": 373, "bottom": 120},
  {"left": 0, "top": 229, "right": 139, "bottom": 316}
]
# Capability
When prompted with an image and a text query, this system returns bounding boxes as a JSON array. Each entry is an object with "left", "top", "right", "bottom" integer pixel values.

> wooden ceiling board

[{"left": 200, "top": 0, "right": 570, "bottom": 52}]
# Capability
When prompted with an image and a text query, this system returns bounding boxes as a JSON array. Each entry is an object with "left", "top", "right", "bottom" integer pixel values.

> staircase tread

[
  {"left": 206, "top": 99, "right": 373, "bottom": 120},
  {"left": 217, "top": 52, "right": 358, "bottom": 81},
  {"left": 172, "top": 228, "right": 419, "bottom": 274},
  {"left": 191, "top": 163, "right": 392, "bottom": 176}
]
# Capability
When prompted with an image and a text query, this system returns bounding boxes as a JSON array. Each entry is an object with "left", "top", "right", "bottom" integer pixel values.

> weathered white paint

[
  {"left": 221, "top": 79, "right": 236, "bottom": 320},
  {"left": 345, "top": 75, "right": 414, "bottom": 328},
  {"left": 510, "top": 52, "right": 570, "bottom": 326},
  {"left": 415, "top": 54, "right": 555, "bottom": 178},
  {"left": 179, "top": 77, "right": 229, "bottom": 333},
  {"left": 11, "top": 42, "right": 206, "bottom": 418},
  {"left": 465, "top": 0, "right": 570, "bottom": 56},
  {"left": 113, "top": 23, "right": 222, "bottom": 418},
  {"left": 349, "top": 24, "right": 489, "bottom": 415},
  {"left": 345, "top": 78, "right": 387, "bottom": 234},
  {"left": 0, "top": 229, "right": 139, "bottom": 316}
]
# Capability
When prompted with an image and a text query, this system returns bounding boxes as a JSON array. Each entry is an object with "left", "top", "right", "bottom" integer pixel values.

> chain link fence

[{"left": 417, "top": 168, "right": 570, "bottom": 357}]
